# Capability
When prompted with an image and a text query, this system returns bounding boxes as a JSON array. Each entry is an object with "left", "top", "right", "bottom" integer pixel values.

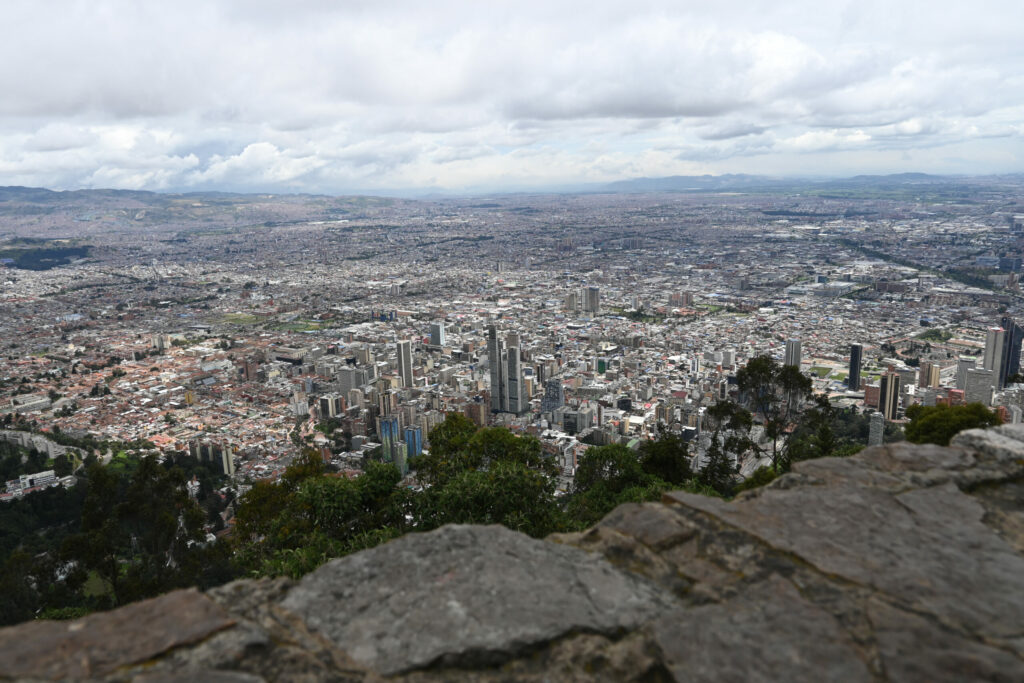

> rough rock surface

[{"left": 2, "top": 425, "right": 1024, "bottom": 681}]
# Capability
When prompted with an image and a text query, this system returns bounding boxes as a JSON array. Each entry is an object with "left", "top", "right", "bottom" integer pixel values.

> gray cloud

[{"left": 0, "top": 0, "right": 1021, "bottom": 192}]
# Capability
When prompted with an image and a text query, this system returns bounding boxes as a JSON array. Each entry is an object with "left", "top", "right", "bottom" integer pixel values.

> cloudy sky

[{"left": 1, "top": 0, "right": 1022, "bottom": 194}]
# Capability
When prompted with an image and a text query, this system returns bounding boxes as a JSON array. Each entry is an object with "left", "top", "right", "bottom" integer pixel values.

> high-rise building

[
  {"left": 956, "top": 357, "right": 976, "bottom": 390},
  {"left": 379, "top": 415, "right": 400, "bottom": 462},
  {"left": 983, "top": 327, "right": 1006, "bottom": 382},
  {"left": 487, "top": 325, "right": 506, "bottom": 413},
  {"left": 583, "top": 286, "right": 600, "bottom": 314},
  {"left": 404, "top": 425, "right": 423, "bottom": 460},
  {"left": 564, "top": 291, "right": 579, "bottom": 313},
  {"left": 879, "top": 372, "right": 900, "bottom": 420},
  {"left": 868, "top": 412, "right": 884, "bottom": 446},
  {"left": 918, "top": 361, "right": 940, "bottom": 389},
  {"left": 964, "top": 368, "right": 995, "bottom": 406},
  {"left": 486, "top": 326, "right": 527, "bottom": 414},
  {"left": 541, "top": 378, "right": 565, "bottom": 414},
  {"left": 506, "top": 344, "right": 526, "bottom": 414},
  {"left": 784, "top": 339, "right": 802, "bottom": 368},
  {"left": 999, "top": 316, "right": 1024, "bottom": 387},
  {"left": 397, "top": 340, "right": 413, "bottom": 388},
  {"left": 848, "top": 343, "right": 862, "bottom": 391},
  {"left": 429, "top": 322, "right": 447, "bottom": 347}
]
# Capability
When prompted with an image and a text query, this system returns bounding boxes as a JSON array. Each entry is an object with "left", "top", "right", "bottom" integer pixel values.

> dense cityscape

[
  {"left": 3, "top": 175, "right": 1023, "bottom": 498},
  {"left": 4, "top": 0, "right": 1024, "bottom": 676}
]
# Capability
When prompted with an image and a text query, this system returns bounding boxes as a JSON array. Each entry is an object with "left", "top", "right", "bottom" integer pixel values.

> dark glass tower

[
  {"left": 999, "top": 317, "right": 1023, "bottom": 387},
  {"left": 849, "top": 343, "right": 862, "bottom": 391}
]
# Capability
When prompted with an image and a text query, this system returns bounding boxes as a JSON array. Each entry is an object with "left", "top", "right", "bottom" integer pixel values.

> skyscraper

[
  {"left": 506, "top": 345, "right": 526, "bottom": 414},
  {"left": 487, "top": 325, "right": 506, "bottom": 413},
  {"left": 784, "top": 339, "right": 802, "bottom": 368},
  {"left": 964, "top": 368, "right": 995, "bottom": 406},
  {"left": 541, "top": 378, "right": 565, "bottom": 414},
  {"left": 429, "top": 322, "right": 446, "bottom": 347},
  {"left": 956, "top": 357, "right": 976, "bottom": 390},
  {"left": 918, "top": 361, "right": 940, "bottom": 389},
  {"left": 879, "top": 372, "right": 900, "bottom": 420},
  {"left": 999, "top": 316, "right": 1023, "bottom": 387},
  {"left": 982, "top": 327, "right": 1006, "bottom": 381},
  {"left": 379, "top": 415, "right": 400, "bottom": 462},
  {"left": 868, "top": 412, "right": 884, "bottom": 446},
  {"left": 487, "top": 326, "right": 527, "bottom": 414},
  {"left": 404, "top": 425, "right": 423, "bottom": 460},
  {"left": 848, "top": 343, "right": 862, "bottom": 390},
  {"left": 397, "top": 340, "right": 413, "bottom": 388},
  {"left": 583, "top": 286, "right": 600, "bottom": 314}
]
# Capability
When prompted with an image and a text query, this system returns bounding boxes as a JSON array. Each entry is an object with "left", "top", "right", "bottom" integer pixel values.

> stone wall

[{"left": 2, "top": 424, "right": 1024, "bottom": 681}]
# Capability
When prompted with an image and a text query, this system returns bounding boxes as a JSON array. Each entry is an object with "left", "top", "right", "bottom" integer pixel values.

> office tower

[
  {"left": 983, "top": 327, "right": 1006, "bottom": 380},
  {"left": 964, "top": 368, "right": 995, "bottom": 406},
  {"left": 564, "top": 291, "right": 579, "bottom": 313},
  {"left": 541, "top": 378, "right": 565, "bottom": 414},
  {"left": 999, "top": 316, "right": 1024, "bottom": 387},
  {"left": 487, "top": 326, "right": 527, "bottom": 414},
  {"left": 956, "top": 357, "right": 976, "bottom": 390},
  {"left": 918, "top": 361, "right": 940, "bottom": 389},
  {"left": 722, "top": 349, "right": 736, "bottom": 368},
  {"left": 429, "top": 322, "right": 446, "bottom": 347},
  {"left": 318, "top": 394, "right": 341, "bottom": 419},
  {"left": 784, "top": 339, "right": 802, "bottom": 368},
  {"left": 404, "top": 425, "right": 423, "bottom": 460},
  {"left": 488, "top": 325, "right": 506, "bottom": 413},
  {"left": 396, "top": 340, "right": 414, "bottom": 388},
  {"left": 848, "top": 343, "right": 862, "bottom": 390},
  {"left": 868, "top": 412, "right": 884, "bottom": 446},
  {"left": 379, "top": 415, "right": 400, "bottom": 462},
  {"left": 506, "top": 343, "right": 526, "bottom": 414},
  {"left": 879, "top": 372, "right": 900, "bottom": 420},
  {"left": 583, "top": 286, "right": 600, "bottom": 314},
  {"left": 920, "top": 387, "right": 938, "bottom": 406},
  {"left": 290, "top": 392, "right": 309, "bottom": 417}
]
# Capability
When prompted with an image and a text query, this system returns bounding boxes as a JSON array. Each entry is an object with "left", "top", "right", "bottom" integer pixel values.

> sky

[{"left": 1, "top": 0, "right": 1022, "bottom": 194}]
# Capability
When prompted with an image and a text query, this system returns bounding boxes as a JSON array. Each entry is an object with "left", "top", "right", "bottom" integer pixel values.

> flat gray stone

[
  {"left": 868, "top": 598, "right": 1024, "bottom": 682},
  {"left": 596, "top": 502, "right": 697, "bottom": 550},
  {"left": 0, "top": 588, "right": 235, "bottom": 680},
  {"left": 952, "top": 428, "right": 1024, "bottom": 478},
  {"left": 279, "top": 524, "right": 672, "bottom": 675},
  {"left": 666, "top": 480, "right": 1024, "bottom": 644},
  {"left": 652, "top": 574, "right": 871, "bottom": 683}
]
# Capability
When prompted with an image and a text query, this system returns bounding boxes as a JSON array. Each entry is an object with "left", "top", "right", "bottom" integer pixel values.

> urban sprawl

[{"left": 3, "top": 180, "right": 1023, "bottom": 508}]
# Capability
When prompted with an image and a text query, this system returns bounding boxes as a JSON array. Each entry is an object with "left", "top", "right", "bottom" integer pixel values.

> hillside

[{"left": 2, "top": 424, "right": 1022, "bottom": 681}]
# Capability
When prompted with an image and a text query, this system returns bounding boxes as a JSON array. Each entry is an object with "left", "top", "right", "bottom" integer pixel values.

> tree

[
  {"left": 784, "top": 395, "right": 841, "bottom": 469},
  {"left": 53, "top": 453, "right": 74, "bottom": 477},
  {"left": 698, "top": 431, "right": 738, "bottom": 496},
  {"left": 904, "top": 403, "right": 1001, "bottom": 446},
  {"left": 567, "top": 444, "right": 665, "bottom": 526},
  {"left": 637, "top": 432, "right": 692, "bottom": 485},
  {"left": 419, "top": 461, "right": 562, "bottom": 538},
  {"left": 411, "top": 413, "right": 478, "bottom": 486},
  {"left": 733, "top": 466, "right": 778, "bottom": 494},
  {"left": 734, "top": 355, "right": 812, "bottom": 468},
  {"left": 63, "top": 456, "right": 208, "bottom": 607}
]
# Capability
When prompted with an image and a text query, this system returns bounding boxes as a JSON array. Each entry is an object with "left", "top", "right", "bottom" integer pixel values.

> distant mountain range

[
  {"left": 597, "top": 172, "right": 1013, "bottom": 194},
  {"left": 1, "top": 172, "right": 1022, "bottom": 203}
]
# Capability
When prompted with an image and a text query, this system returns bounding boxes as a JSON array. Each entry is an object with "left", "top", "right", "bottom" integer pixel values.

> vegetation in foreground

[{"left": 0, "top": 359, "right": 1005, "bottom": 625}]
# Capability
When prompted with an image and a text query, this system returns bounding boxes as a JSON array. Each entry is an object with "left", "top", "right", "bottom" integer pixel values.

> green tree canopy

[
  {"left": 735, "top": 355, "right": 813, "bottom": 467},
  {"left": 637, "top": 432, "right": 692, "bottom": 485},
  {"left": 904, "top": 403, "right": 1001, "bottom": 446}
]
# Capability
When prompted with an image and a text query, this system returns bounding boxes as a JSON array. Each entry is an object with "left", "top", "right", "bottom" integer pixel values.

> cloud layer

[{"left": 1, "top": 0, "right": 1022, "bottom": 193}]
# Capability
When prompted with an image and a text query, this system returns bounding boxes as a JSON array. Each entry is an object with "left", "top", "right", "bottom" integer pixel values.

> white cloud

[{"left": 0, "top": 0, "right": 1021, "bottom": 192}]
